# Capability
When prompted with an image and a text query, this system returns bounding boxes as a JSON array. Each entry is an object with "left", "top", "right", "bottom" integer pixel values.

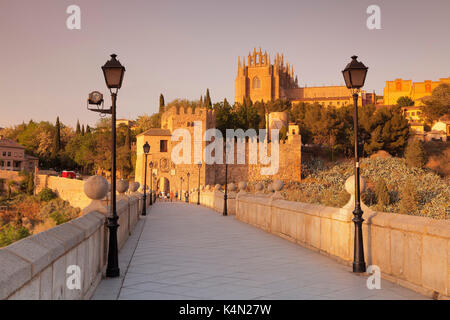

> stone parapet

[
  {"left": 229, "top": 180, "right": 450, "bottom": 299},
  {"left": 0, "top": 176, "right": 145, "bottom": 300}
]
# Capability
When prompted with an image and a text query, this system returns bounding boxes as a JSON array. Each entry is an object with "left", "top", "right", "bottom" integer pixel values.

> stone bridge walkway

[{"left": 92, "top": 202, "right": 425, "bottom": 300}]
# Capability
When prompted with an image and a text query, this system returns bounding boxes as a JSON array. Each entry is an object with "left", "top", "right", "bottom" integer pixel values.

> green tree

[
  {"left": 397, "top": 96, "right": 414, "bottom": 107},
  {"left": 405, "top": 139, "right": 427, "bottom": 168},
  {"left": 6, "top": 180, "right": 16, "bottom": 199},
  {"left": 76, "top": 120, "right": 81, "bottom": 135},
  {"left": 398, "top": 179, "right": 418, "bottom": 215},
  {"left": 205, "top": 88, "right": 212, "bottom": 109},
  {"left": 51, "top": 116, "right": 61, "bottom": 166},
  {"left": 422, "top": 83, "right": 450, "bottom": 123},
  {"left": 159, "top": 94, "right": 165, "bottom": 113},
  {"left": 214, "top": 99, "right": 237, "bottom": 135},
  {"left": 86, "top": 125, "right": 91, "bottom": 134},
  {"left": 81, "top": 124, "right": 85, "bottom": 136},
  {"left": 0, "top": 223, "right": 30, "bottom": 247},
  {"left": 375, "top": 178, "right": 390, "bottom": 211}
]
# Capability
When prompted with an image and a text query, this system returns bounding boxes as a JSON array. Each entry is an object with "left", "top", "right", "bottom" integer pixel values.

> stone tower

[{"left": 235, "top": 48, "right": 299, "bottom": 104}]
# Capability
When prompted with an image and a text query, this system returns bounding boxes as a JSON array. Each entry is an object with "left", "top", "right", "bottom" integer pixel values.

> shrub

[
  {"left": 398, "top": 179, "right": 418, "bottom": 215},
  {"left": 37, "top": 188, "right": 57, "bottom": 202},
  {"left": 39, "top": 198, "right": 80, "bottom": 225},
  {"left": 0, "top": 223, "right": 31, "bottom": 248},
  {"left": 405, "top": 139, "right": 427, "bottom": 168},
  {"left": 375, "top": 178, "right": 390, "bottom": 211}
]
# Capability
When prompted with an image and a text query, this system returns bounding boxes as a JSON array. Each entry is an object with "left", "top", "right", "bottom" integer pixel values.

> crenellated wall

[{"left": 0, "top": 177, "right": 146, "bottom": 300}]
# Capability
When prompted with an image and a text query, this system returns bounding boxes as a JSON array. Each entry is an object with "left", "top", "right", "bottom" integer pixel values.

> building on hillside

[
  {"left": 383, "top": 77, "right": 450, "bottom": 106},
  {"left": 401, "top": 105, "right": 425, "bottom": 133},
  {"left": 0, "top": 135, "right": 39, "bottom": 171},
  {"left": 426, "top": 118, "right": 450, "bottom": 142},
  {"left": 135, "top": 106, "right": 302, "bottom": 193},
  {"left": 116, "top": 119, "right": 136, "bottom": 130},
  {"left": 235, "top": 48, "right": 375, "bottom": 107}
]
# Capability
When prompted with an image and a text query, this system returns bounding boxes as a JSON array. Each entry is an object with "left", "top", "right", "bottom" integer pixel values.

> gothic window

[{"left": 252, "top": 76, "right": 261, "bottom": 89}]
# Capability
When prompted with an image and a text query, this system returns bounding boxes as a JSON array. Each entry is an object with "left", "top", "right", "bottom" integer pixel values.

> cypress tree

[
  {"left": 405, "top": 139, "right": 427, "bottom": 168},
  {"left": 81, "top": 124, "right": 85, "bottom": 136},
  {"left": 125, "top": 127, "right": 131, "bottom": 150},
  {"left": 375, "top": 178, "right": 390, "bottom": 211},
  {"left": 51, "top": 116, "right": 61, "bottom": 160},
  {"left": 159, "top": 94, "right": 165, "bottom": 113},
  {"left": 76, "top": 120, "right": 81, "bottom": 135},
  {"left": 86, "top": 125, "right": 91, "bottom": 134},
  {"left": 205, "top": 89, "right": 212, "bottom": 109}
]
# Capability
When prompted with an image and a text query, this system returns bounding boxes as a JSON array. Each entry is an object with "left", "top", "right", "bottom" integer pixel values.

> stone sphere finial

[
  {"left": 117, "top": 179, "right": 129, "bottom": 194},
  {"left": 84, "top": 175, "right": 109, "bottom": 200},
  {"left": 345, "top": 175, "right": 366, "bottom": 195},
  {"left": 255, "top": 182, "right": 263, "bottom": 192},
  {"left": 228, "top": 183, "right": 237, "bottom": 192},
  {"left": 129, "top": 181, "right": 139, "bottom": 193},
  {"left": 273, "top": 179, "right": 284, "bottom": 192},
  {"left": 238, "top": 181, "right": 247, "bottom": 191}
]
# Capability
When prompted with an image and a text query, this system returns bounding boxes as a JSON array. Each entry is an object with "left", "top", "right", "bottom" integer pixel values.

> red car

[{"left": 61, "top": 170, "right": 76, "bottom": 179}]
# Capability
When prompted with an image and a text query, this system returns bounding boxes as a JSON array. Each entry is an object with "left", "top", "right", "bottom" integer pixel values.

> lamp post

[
  {"left": 149, "top": 161, "right": 154, "bottom": 206},
  {"left": 85, "top": 54, "right": 125, "bottom": 278},
  {"left": 142, "top": 142, "right": 150, "bottom": 216},
  {"left": 186, "top": 172, "right": 190, "bottom": 203},
  {"left": 223, "top": 163, "right": 228, "bottom": 216},
  {"left": 180, "top": 177, "right": 184, "bottom": 201},
  {"left": 342, "top": 55, "right": 368, "bottom": 273},
  {"left": 197, "top": 162, "right": 202, "bottom": 205}
]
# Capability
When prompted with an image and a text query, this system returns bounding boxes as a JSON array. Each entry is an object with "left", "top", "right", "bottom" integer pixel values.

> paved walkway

[{"left": 92, "top": 202, "right": 426, "bottom": 300}]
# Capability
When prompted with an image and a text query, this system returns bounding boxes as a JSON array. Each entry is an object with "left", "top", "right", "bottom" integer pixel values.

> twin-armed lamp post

[{"left": 87, "top": 54, "right": 126, "bottom": 278}]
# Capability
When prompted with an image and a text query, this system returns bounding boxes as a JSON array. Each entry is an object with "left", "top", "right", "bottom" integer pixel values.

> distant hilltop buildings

[
  {"left": 235, "top": 48, "right": 376, "bottom": 107},
  {"left": 383, "top": 77, "right": 450, "bottom": 106}
]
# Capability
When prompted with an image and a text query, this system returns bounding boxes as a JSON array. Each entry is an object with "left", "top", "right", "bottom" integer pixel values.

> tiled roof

[
  {"left": 0, "top": 137, "right": 25, "bottom": 149},
  {"left": 138, "top": 128, "right": 172, "bottom": 137}
]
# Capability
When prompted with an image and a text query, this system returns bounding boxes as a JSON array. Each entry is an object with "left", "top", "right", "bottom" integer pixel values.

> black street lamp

[
  {"left": 186, "top": 172, "right": 190, "bottom": 203},
  {"left": 86, "top": 53, "right": 125, "bottom": 278},
  {"left": 223, "top": 163, "right": 228, "bottom": 216},
  {"left": 142, "top": 142, "right": 150, "bottom": 216},
  {"left": 149, "top": 161, "right": 154, "bottom": 205},
  {"left": 197, "top": 162, "right": 202, "bottom": 205},
  {"left": 342, "top": 55, "right": 368, "bottom": 273},
  {"left": 180, "top": 177, "right": 184, "bottom": 201}
]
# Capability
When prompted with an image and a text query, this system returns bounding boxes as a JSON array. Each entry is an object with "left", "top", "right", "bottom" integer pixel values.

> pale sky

[{"left": 1, "top": 0, "right": 449, "bottom": 128}]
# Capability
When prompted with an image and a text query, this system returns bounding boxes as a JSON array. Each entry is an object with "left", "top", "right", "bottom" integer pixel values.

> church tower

[{"left": 235, "top": 48, "right": 298, "bottom": 104}]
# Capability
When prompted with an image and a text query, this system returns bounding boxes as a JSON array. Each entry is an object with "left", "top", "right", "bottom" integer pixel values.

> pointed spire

[{"left": 238, "top": 56, "right": 241, "bottom": 69}]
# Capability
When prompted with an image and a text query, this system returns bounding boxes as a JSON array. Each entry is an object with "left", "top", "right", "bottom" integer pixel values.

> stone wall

[
  {"left": 0, "top": 177, "right": 145, "bottom": 300},
  {"left": 230, "top": 186, "right": 450, "bottom": 300},
  {"left": 0, "top": 170, "right": 21, "bottom": 191},
  {"left": 35, "top": 174, "right": 91, "bottom": 209},
  {"left": 192, "top": 179, "right": 450, "bottom": 299}
]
